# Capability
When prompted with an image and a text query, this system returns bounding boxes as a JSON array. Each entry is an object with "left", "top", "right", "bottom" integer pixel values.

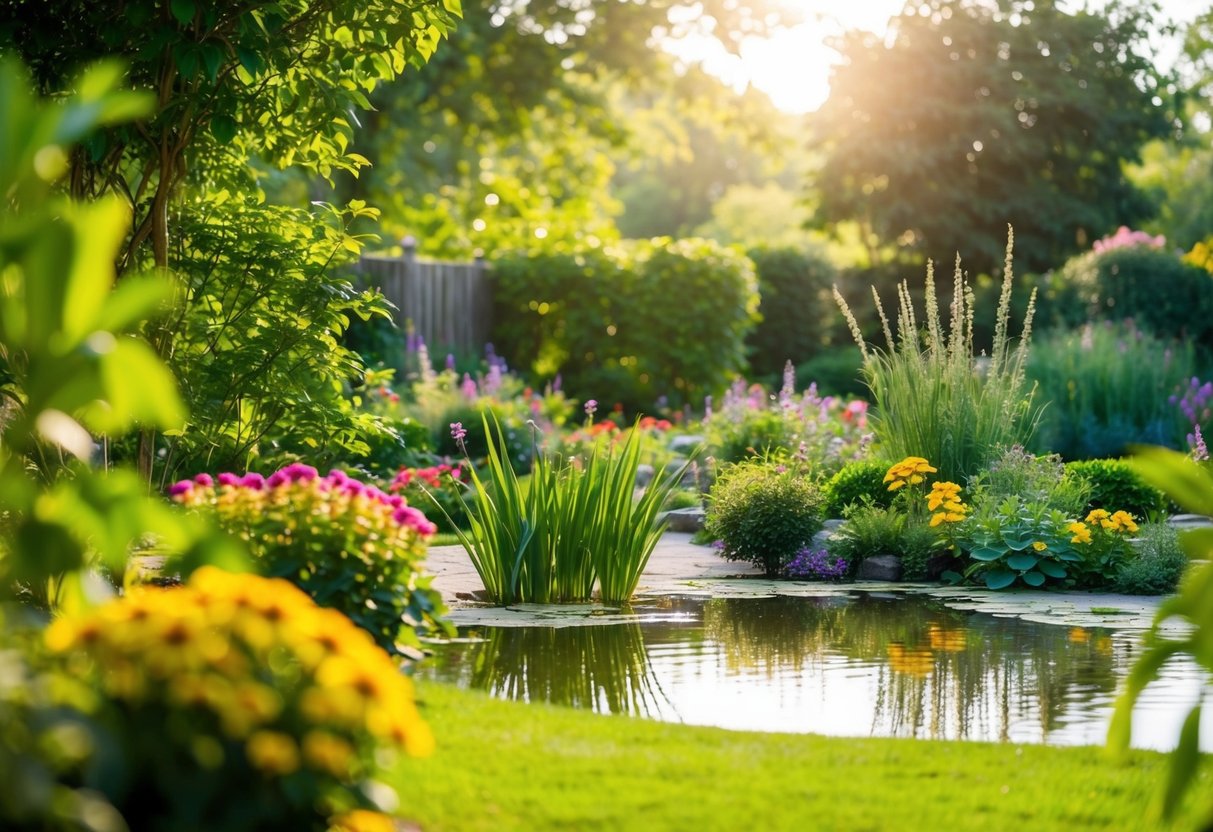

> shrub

[
  {"left": 389, "top": 461, "right": 470, "bottom": 532},
  {"left": 41, "top": 568, "right": 430, "bottom": 831},
  {"left": 952, "top": 496, "right": 1084, "bottom": 589},
  {"left": 834, "top": 233, "right": 1042, "bottom": 482},
  {"left": 169, "top": 464, "right": 448, "bottom": 655},
  {"left": 705, "top": 459, "right": 825, "bottom": 576},
  {"left": 823, "top": 460, "right": 894, "bottom": 517},
  {"left": 492, "top": 239, "right": 760, "bottom": 411},
  {"left": 1113, "top": 521, "right": 1188, "bottom": 595},
  {"left": 746, "top": 246, "right": 838, "bottom": 377},
  {"left": 827, "top": 503, "right": 942, "bottom": 580},
  {"left": 796, "top": 347, "right": 867, "bottom": 398},
  {"left": 968, "top": 446, "right": 1090, "bottom": 516},
  {"left": 1028, "top": 321, "right": 1197, "bottom": 459},
  {"left": 704, "top": 370, "right": 871, "bottom": 475},
  {"left": 1043, "top": 245, "right": 1213, "bottom": 348},
  {"left": 1065, "top": 458, "right": 1167, "bottom": 519}
]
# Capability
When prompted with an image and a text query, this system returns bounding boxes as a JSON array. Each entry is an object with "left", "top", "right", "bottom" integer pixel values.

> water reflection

[{"left": 418, "top": 594, "right": 1211, "bottom": 749}]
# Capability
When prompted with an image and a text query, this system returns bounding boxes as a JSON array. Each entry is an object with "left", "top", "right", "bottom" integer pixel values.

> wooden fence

[{"left": 357, "top": 240, "right": 493, "bottom": 354}]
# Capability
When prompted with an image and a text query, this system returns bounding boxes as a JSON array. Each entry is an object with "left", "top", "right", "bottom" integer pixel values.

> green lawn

[{"left": 393, "top": 682, "right": 1207, "bottom": 831}]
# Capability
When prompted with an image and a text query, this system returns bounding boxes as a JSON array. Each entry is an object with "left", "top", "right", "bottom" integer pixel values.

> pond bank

[{"left": 426, "top": 532, "right": 1173, "bottom": 631}]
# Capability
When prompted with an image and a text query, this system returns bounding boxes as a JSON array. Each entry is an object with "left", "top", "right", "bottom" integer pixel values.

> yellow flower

[
  {"left": 1085, "top": 509, "right": 1110, "bottom": 524},
  {"left": 1031, "top": 541, "right": 1047, "bottom": 552},
  {"left": 1068, "top": 521, "right": 1092, "bottom": 545},
  {"left": 246, "top": 730, "right": 300, "bottom": 776},
  {"left": 328, "top": 810, "right": 397, "bottom": 832},
  {"left": 303, "top": 731, "right": 356, "bottom": 777},
  {"left": 1110, "top": 511, "right": 1139, "bottom": 534}
]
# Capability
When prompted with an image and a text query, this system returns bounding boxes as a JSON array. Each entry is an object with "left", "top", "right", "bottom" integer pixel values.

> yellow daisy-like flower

[
  {"left": 885, "top": 456, "right": 938, "bottom": 491},
  {"left": 1031, "top": 541, "right": 1048, "bottom": 552},
  {"left": 1067, "top": 521, "right": 1092, "bottom": 545},
  {"left": 1109, "top": 510, "right": 1139, "bottom": 534},
  {"left": 246, "top": 730, "right": 300, "bottom": 776},
  {"left": 1085, "top": 509, "right": 1110, "bottom": 524},
  {"left": 328, "top": 810, "right": 397, "bottom": 832}
]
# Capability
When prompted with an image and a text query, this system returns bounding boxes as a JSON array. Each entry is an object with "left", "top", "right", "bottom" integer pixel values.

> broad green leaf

[
  {"left": 1161, "top": 706, "right": 1202, "bottom": 819},
  {"left": 1001, "top": 529, "right": 1036, "bottom": 551},
  {"left": 170, "top": 0, "right": 196, "bottom": 25},
  {"left": 984, "top": 569, "right": 1017, "bottom": 590},
  {"left": 1180, "top": 527, "right": 1213, "bottom": 560},
  {"left": 1006, "top": 553, "right": 1038, "bottom": 571},
  {"left": 1021, "top": 570, "right": 1045, "bottom": 587},
  {"left": 969, "top": 546, "right": 1004, "bottom": 562},
  {"left": 62, "top": 199, "right": 127, "bottom": 343},
  {"left": 1037, "top": 560, "right": 1067, "bottom": 579}
]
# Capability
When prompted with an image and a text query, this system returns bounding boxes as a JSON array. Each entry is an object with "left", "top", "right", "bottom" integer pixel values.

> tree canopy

[{"left": 808, "top": 0, "right": 1180, "bottom": 274}]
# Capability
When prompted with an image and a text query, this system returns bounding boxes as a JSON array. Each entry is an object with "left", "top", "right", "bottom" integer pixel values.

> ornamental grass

[{"left": 834, "top": 230, "right": 1042, "bottom": 482}]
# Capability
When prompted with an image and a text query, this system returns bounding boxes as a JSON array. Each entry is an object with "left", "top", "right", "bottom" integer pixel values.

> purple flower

[
  {"left": 446, "top": 353, "right": 457, "bottom": 371},
  {"left": 786, "top": 547, "right": 849, "bottom": 581},
  {"left": 451, "top": 421, "right": 468, "bottom": 455},
  {"left": 584, "top": 399, "right": 598, "bottom": 417},
  {"left": 168, "top": 480, "right": 194, "bottom": 497},
  {"left": 281, "top": 462, "right": 319, "bottom": 483},
  {"left": 460, "top": 373, "right": 478, "bottom": 399},
  {"left": 394, "top": 505, "right": 437, "bottom": 536},
  {"left": 1194, "top": 425, "right": 1209, "bottom": 462},
  {"left": 217, "top": 472, "right": 240, "bottom": 487},
  {"left": 193, "top": 473, "right": 214, "bottom": 487},
  {"left": 266, "top": 471, "right": 288, "bottom": 488}
]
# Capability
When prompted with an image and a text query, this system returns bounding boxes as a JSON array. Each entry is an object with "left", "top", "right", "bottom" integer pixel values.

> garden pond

[{"left": 417, "top": 592, "right": 1212, "bottom": 751}]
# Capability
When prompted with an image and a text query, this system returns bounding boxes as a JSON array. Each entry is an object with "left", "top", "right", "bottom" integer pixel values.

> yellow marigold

[
  {"left": 1032, "top": 541, "right": 1048, "bottom": 552},
  {"left": 1085, "top": 509, "right": 1110, "bottom": 524},
  {"left": 1110, "top": 511, "right": 1139, "bottom": 534},
  {"left": 246, "top": 730, "right": 300, "bottom": 776},
  {"left": 1068, "top": 521, "right": 1092, "bottom": 545},
  {"left": 303, "top": 731, "right": 356, "bottom": 778}
]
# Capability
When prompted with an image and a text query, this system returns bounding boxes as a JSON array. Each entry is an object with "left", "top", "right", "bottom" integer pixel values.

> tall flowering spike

[{"left": 1194, "top": 424, "right": 1209, "bottom": 462}]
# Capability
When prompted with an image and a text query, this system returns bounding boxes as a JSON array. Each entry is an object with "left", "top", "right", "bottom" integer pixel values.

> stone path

[{"left": 427, "top": 532, "right": 1178, "bottom": 632}]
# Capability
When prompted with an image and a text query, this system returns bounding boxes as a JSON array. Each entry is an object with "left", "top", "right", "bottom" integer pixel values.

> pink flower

[{"left": 168, "top": 480, "right": 194, "bottom": 497}]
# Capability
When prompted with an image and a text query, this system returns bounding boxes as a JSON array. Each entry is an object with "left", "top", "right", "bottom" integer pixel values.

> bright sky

[{"left": 673, "top": 0, "right": 1210, "bottom": 114}]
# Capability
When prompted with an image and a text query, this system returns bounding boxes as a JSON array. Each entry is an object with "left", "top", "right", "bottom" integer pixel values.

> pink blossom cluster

[
  {"left": 169, "top": 463, "right": 437, "bottom": 537},
  {"left": 1092, "top": 226, "right": 1165, "bottom": 254},
  {"left": 390, "top": 462, "right": 464, "bottom": 492}
]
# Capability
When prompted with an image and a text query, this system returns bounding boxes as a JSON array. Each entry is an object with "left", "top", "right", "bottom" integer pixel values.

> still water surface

[{"left": 418, "top": 593, "right": 1213, "bottom": 750}]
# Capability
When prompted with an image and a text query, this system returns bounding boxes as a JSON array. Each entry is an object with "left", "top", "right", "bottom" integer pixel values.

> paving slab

[{"left": 426, "top": 532, "right": 1176, "bottom": 632}]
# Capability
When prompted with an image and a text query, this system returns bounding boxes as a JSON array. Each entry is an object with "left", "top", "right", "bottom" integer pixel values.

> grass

[{"left": 394, "top": 682, "right": 1207, "bottom": 831}]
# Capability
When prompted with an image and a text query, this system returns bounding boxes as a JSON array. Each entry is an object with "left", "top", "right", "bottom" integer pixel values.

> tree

[{"left": 808, "top": 0, "right": 1179, "bottom": 274}]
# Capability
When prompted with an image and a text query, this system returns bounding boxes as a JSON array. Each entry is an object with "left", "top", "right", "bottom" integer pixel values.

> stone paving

[{"left": 427, "top": 532, "right": 1178, "bottom": 632}]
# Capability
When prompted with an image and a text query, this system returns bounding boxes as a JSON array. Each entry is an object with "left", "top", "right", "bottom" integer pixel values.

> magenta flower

[
  {"left": 217, "top": 472, "right": 240, "bottom": 487},
  {"left": 168, "top": 480, "right": 194, "bottom": 497},
  {"left": 584, "top": 399, "right": 598, "bottom": 417},
  {"left": 193, "top": 473, "right": 214, "bottom": 487}
]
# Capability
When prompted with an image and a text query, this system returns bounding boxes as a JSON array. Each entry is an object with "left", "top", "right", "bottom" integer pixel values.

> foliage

[
  {"left": 951, "top": 496, "right": 1085, "bottom": 590},
  {"left": 693, "top": 183, "right": 820, "bottom": 252},
  {"left": 152, "top": 197, "right": 397, "bottom": 484},
  {"left": 809, "top": 0, "right": 1178, "bottom": 273},
  {"left": 785, "top": 547, "right": 849, "bottom": 581},
  {"left": 0, "top": 59, "right": 243, "bottom": 608},
  {"left": 1110, "top": 446, "right": 1213, "bottom": 823},
  {"left": 828, "top": 504, "right": 942, "bottom": 581},
  {"left": 491, "top": 239, "right": 759, "bottom": 411},
  {"left": 169, "top": 464, "right": 448, "bottom": 655},
  {"left": 1042, "top": 245, "right": 1213, "bottom": 350},
  {"left": 823, "top": 460, "right": 895, "bottom": 518},
  {"left": 1064, "top": 509, "right": 1139, "bottom": 589},
  {"left": 1064, "top": 458, "right": 1167, "bottom": 519},
  {"left": 704, "top": 372, "right": 871, "bottom": 475},
  {"left": 835, "top": 237, "right": 1041, "bottom": 482},
  {"left": 967, "top": 446, "right": 1090, "bottom": 516},
  {"left": 1127, "top": 132, "right": 1213, "bottom": 252},
  {"left": 745, "top": 247, "right": 839, "bottom": 378},
  {"left": 796, "top": 348, "right": 867, "bottom": 398},
  {"left": 704, "top": 458, "right": 825, "bottom": 577},
  {"left": 442, "top": 415, "right": 682, "bottom": 603},
  {"left": 1028, "top": 322, "right": 1198, "bottom": 459},
  {"left": 42, "top": 567, "right": 430, "bottom": 831},
  {"left": 1113, "top": 521, "right": 1188, "bottom": 595}
]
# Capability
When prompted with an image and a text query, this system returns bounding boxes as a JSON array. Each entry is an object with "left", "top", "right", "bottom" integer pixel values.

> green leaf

[
  {"left": 170, "top": 0, "right": 196, "bottom": 25},
  {"left": 968, "top": 546, "right": 1004, "bottom": 562},
  {"left": 1021, "top": 570, "right": 1045, "bottom": 587},
  {"left": 1180, "top": 527, "right": 1213, "bottom": 560},
  {"left": 1001, "top": 529, "right": 1036, "bottom": 551},
  {"left": 210, "top": 114, "right": 237, "bottom": 144},
  {"left": 1161, "top": 706, "right": 1202, "bottom": 820},
  {"left": 200, "top": 44, "right": 223, "bottom": 84},
  {"left": 984, "top": 569, "right": 1017, "bottom": 590},
  {"left": 1037, "top": 560, "right": 1067, "bottom": 579},
  {"left": 1006, "top": 553, "right": 1038, "bottom": 571}
]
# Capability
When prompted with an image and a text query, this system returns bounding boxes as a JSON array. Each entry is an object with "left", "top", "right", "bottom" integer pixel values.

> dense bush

[
  {"left": 796, "top": 347, "right": 867, "bottom": 397},
  {"left": 1065, "top": 459, "right": 1167, "bottom": 519},
  {"left": 823, "top": 460, "right": 895, "bottom": 517},
  {"left": 827, "top": 504, "right": 941, "bottom": 580},
  {"left": 39, "top": 569, "right": 430, "bottom": 832},
  {"left": 1043, "top": 245, "right": 1213, "bottom": 348},
  {"left": 1028, "top": 322, "right": 1197, "bottom": 459},
  {"left": 170, "top": 464, "right": 449, "bottom": 655},
  {"left": 746, "top": 246, "right": 838, "bottom": 377},
  {"left": 704, "top": 459, "right": 825, "bottom": 576},
  {"left": 967, "top": 446, "right": 1090, "bottom": 516},
  {"left": 1114, "top": 521, "right": 1188, "bottom": 595},
  {"left": 492, "top": 239, "right": 759, "bottom": 411}
]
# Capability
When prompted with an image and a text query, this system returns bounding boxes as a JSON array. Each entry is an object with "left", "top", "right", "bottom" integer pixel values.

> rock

[
  {"left": 809, "top": 520, "right": 846, "bottom": 554},
  {"left": 857, "top": 554, "right": 903, "bottom": 582},
  {"left": 925, "top": 553, "right": 964, "bottom": 581},
  {"left": 1168, "top": 514, "right": 1213, "bottom": 530},
  {"left": 635, "top": 463, "right": 655, "bottom": 488},
  {"left": 664, "top": 506, "right": 705, "bottom": 533},
  {"left": 669, "top": 434, "right": 706, "bottom": 454}
]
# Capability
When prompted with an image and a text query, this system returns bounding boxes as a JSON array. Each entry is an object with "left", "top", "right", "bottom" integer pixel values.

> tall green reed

[
  {"left": 833, "top": 230, "right": 1042, "bottom": 482},
  {"left": 437, "top": 414, "right": 684, "bottom": 604}
]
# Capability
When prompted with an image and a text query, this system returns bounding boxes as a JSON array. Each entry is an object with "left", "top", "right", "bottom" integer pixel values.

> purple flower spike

[
  {"left": 240, "top": 472, "right": 266, "bottom": 490},
  {"left": 193, "top": 473, "right": 214, "bottom": 487},
  {"left": 217, "top": 472, "right": 240, "bottom": 487},
  {"left": 168, "top": 480, "right": 194, "bottom": 497}
]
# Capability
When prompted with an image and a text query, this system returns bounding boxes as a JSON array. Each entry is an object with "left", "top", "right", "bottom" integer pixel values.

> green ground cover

[{"left": 394, "top": 682, "right": 1207, "bottom": 831}]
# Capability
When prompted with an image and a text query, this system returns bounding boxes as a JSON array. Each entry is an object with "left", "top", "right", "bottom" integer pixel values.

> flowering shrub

[
  {"left": 556, "top": 415, "right": 678, "bottom": 469},
  {"left": 951, "top": 496, "right": 1083, "bottom": 589},
  {"left": 1091, "top": 226, "right": 1165, "bottom": 253},
  {"left": 41, "top": 568, "right": 430, "bottom": 831},
  {"left": 703, "top": 366, "right": 871, "bottom": 475},
  {"left": 926, "top": 481, "right": 968, "bottom": 526},
  {"left": 786, "top": 547, "right": 849, "bottom": 581},
  {"left": 1173, "top": 376, "right": 1213, "bottom": 457},
  {"left": 170, "top": 463, "right": 448, "bottom": 655},
  {"left": 390, "top": 461, "right": 469, "bottom": 531},
  {"left": 1064, "top": 509, "right": 1138, "bottom": 587}
]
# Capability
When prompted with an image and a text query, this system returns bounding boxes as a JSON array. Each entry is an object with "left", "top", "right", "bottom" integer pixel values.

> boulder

[
  {"left": 669, "top": 434, "right": 706, "bottom": 455},
  {"left": 857, "top": 554, "right": 903, "bottom": 582},
  {"left": 635, "top": 463, "right": 655, "bottom": 488},
  {"left": 664, "top": 506, "right": 705, "bottom": 533}
]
